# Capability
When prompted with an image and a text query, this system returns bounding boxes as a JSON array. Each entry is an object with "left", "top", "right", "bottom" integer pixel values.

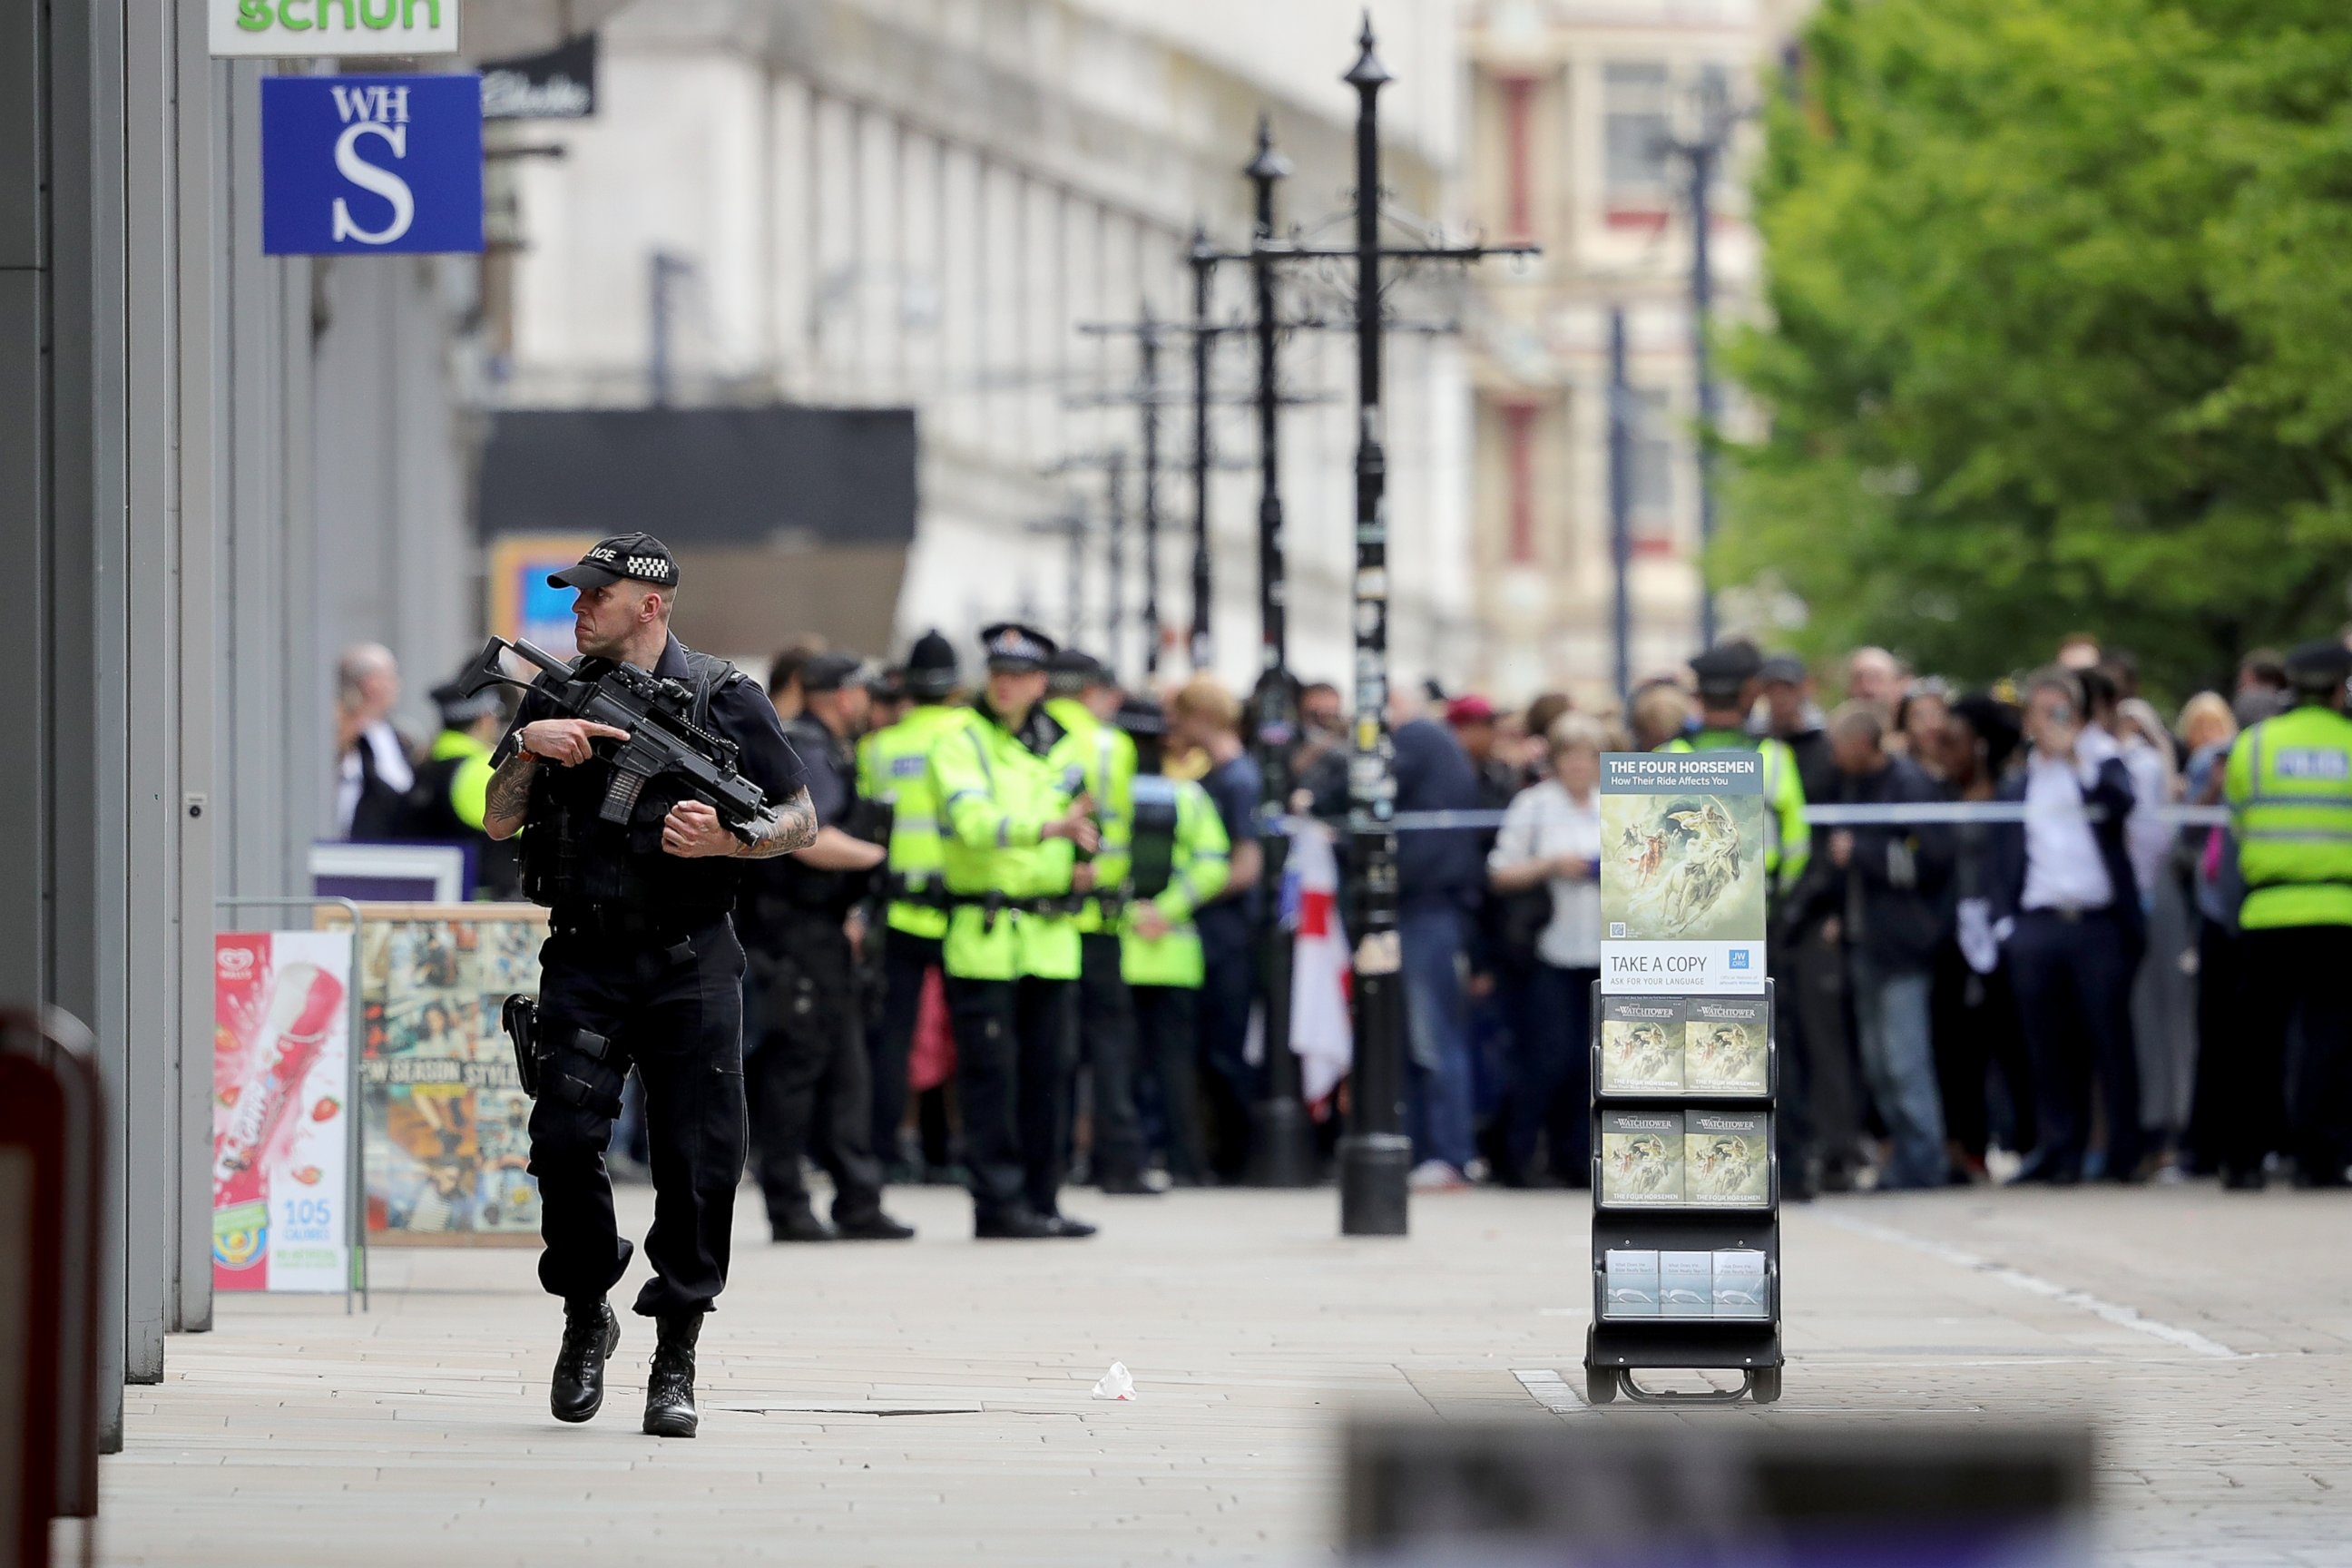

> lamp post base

[
  {"left": 1244, "top": 1095, "right": 1318, "bottom": 1188},
  {"left": 1336, "top": 1132, "right": 1411, "bottom": 1236}
]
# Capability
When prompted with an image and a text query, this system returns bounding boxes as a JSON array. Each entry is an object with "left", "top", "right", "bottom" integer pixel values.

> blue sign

[{"left": 261, "top": 74, "right": 483, "bottom": 256}]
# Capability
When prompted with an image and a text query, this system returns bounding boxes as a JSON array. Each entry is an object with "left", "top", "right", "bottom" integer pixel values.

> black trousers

[
  {"left": 1131, "top": 983, "right": 1206, "bottom": 1182},
  {"left": 1931, "top": 942, "right": 2034, "bottom": 1161},
  {"left": 946, "top": 974, "right": 1075, "bottom": 1222},
  {"left": 2184, "top": 917, "right": 2243, "bottom": 1171},
  {"left": 869, "top": 928, "right": 942, "bottom": 1162},
  {"left": 745, "top": 920, "right": 886, "bottom": 1227},
  {"left": 529, "top": 918, "right": 747, "bottom": 1317},
  {"left": 1076, "top": 933, "right": 1146, "bottom": 1183},
  {"left": 1509, "top": 963, "right": 1595, "bottom": 1181},
  {"left": 2218, "top": 926, "right": 2352, "bottom": 1181},
  {"left": 2008, "top": 907, "right": 2142, "bottom": 1178},
  {"left": 1789, "top": 916, "right": 1864, "bottom": 1169},
  {"left": 1196, "top": 913, "right": 1258, "bottom": 1181}
]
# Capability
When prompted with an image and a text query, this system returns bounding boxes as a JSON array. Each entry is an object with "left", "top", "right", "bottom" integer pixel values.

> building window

[
  {"left": 1602, "top": 62, "right": 1671, "bottom": 218},
  {"left": 1629, "top": 387, "right": 1675, "bottom": 554},
  {"left": 1502, "top": 75, "right": 1535, "bottom": 242},
  {"left": 1501, "top": 401, "right": 1539, "bottom": 564}
]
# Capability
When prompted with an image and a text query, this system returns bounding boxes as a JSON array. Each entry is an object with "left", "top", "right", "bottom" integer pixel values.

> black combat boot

[
  {"left": 551, "top": 1298, "right": 619, "bottom": 1424},
  {"left": 642, "top": 1312, "right": 702, "bottom": 1438}
]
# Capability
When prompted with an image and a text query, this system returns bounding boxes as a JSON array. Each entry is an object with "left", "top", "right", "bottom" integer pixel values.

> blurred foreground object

[
  {"left": 1344, "top": 1420, "right": 2092, "bottom": 1566},
  {"left": 0, "top": 1008, "right": 104, "bottom": 1568}
]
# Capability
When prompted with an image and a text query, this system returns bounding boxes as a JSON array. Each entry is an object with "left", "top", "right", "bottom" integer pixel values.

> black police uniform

[
  {"left": 504, "top": 632, "right": 806, "bottom": 1318},
  {"left": 740, "top": 709, "right": 894, "bottom": 1237}
]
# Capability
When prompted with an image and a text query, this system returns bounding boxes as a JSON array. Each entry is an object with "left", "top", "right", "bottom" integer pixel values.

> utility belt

[
  {"left": 942, "top": 889, "right": 1089, "bottom": 931},
  {"left": 548, "top": 902, "right": 728, "bottom": 955}
]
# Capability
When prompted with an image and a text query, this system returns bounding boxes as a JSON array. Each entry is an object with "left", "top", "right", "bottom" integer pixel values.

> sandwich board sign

[
  {"left": 1598, "top": 751, "right": 1767, "bottom": 995},
  {"left": 211, "top": 0, "right": 460, "bottom": 57},
  {"left": 260, "top": 74, "right": 484, "bottom": 256}
]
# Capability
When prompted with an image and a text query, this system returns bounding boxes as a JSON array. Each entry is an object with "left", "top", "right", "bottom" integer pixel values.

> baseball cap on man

[{"left": 548, "top": 533, "right": 681, "bottom": 591}]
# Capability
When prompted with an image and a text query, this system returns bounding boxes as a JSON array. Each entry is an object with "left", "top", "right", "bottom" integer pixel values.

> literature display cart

[{"left": 1584, "top": 753, "right": 1784, "bottom": 1406}]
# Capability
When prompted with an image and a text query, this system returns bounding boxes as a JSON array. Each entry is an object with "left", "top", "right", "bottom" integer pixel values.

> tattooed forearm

[
  {"left": 482, "top": 753, "right": 537, "bottom": 839},
  {"left": 736, "top": 787, "right": 819, "bottom": 858}
]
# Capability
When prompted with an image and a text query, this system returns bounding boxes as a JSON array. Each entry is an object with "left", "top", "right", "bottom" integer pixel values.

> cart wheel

[
  {"left": 1584, "top": 1367, "right": 1618, "bottom": 1406},
  {"left": 1749, "top": 1367, "right": 1781, "bottom": 1405}
]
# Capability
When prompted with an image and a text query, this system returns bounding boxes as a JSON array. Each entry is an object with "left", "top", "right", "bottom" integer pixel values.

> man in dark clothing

[
  {"left": 1986, "top": 667, "right": 2144, "bottom": 1185},
  {"left": 1759, "top": 654, "right": 1838, "bottom": 805},
  {"left": 482, "top": 534, "right": 816, "bottom": 1438},
  {"left": 1391, "top": 700, "right": 1487, "bottom": 1183},
  {"left": 740, "top": 652, "right": 915, "bottom": 1244},
  {"left": 1806, "top": 703, "right": 1954, "bottom": 1190}
]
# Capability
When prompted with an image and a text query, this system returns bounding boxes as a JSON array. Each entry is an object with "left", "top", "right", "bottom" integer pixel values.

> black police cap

[
  {"left": 430, "top": 671, "right": 503, "bottom": 727},
  {"left": 1046, "top": 648, "right": 1106, "bottom": 694},
  {"left": 548, "top": 532, "right": 680, "bottom": 591},
  {"left": 800, "top": 652, "right": 867, "bottom": 694},
  {"left": 980, "top": 622, "right": 1057, "bottom": 672},
  {"left": 1689, "top": 638, "right": 1765, "bottom": 700},
  {"left": 1117, "top": 695, "right": 1168, "bottom": 739},
  {"left": 2286, "top": 639, "right": 2352, "bottom": 691}
]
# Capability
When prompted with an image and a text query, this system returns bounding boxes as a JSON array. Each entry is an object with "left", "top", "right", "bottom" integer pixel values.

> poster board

[
  {"left": 1599, "top": 751, "right": 1767, "bottom": 995},
  {"left": 211, "top": 931, "right": 357, "bottom": 1293},
  {"left": 357, "top": 904, "right": 548, "bottom": 1247}
]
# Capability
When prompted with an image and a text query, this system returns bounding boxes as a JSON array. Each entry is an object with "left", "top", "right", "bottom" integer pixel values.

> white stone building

[
  {"left": 498, "top": 0, "right": 1478, "bottom": 692},
  {"left": 1461, "top": 0, "right": 1813, "bottom": 705}
]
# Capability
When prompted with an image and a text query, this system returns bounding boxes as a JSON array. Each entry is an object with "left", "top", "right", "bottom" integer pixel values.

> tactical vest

[
  {"left": 520, "top": 650, "right": 747, "bottom": 923},
  {"left": 1127, "top": 776, "right": 1181, "bottom": 900},
  {"left": 743, "top": 716, "right": 867, "bottom": 932},
  {"left": 2230, "top": 704, "right": 2352, "bottom": 929}
]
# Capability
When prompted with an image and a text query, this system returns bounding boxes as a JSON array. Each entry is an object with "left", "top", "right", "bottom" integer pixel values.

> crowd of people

[{"left": 333, "top": 615, "right": 2352, "bottom": 1228}]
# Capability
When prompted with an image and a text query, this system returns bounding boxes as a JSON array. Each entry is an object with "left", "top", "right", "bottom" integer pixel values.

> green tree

[{"left": 1724, "top": 0, "right": 2352, "bottom": 698}]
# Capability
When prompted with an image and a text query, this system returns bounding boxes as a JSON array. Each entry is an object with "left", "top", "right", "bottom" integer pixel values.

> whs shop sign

[{"left": 261, "top": 74, "right": 483, "bottom": 255}]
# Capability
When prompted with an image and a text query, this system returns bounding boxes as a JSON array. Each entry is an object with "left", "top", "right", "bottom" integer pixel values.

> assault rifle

[{"left": 456, "top": 635, "right": 777, "bottom": 843}]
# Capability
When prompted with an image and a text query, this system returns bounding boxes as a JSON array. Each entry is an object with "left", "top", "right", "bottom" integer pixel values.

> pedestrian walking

[{"left": 481, "top": 534, "right": 817, "bottom": 1438}]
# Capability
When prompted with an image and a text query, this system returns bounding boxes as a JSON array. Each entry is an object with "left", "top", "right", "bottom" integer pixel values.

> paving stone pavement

[{"left": 93, "top": 1181, "right": 2352, "bottom": 1566}]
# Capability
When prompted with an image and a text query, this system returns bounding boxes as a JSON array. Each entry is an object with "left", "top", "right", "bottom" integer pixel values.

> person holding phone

[
  {"left": 1985, "top": 667, "right": 2144, "bottom": 1184},
  {"left": 1487, "top": 714, "right": 1610, "bottom": 1185}
]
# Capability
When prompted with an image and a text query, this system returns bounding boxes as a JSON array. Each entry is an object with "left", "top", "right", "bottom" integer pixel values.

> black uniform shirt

[
  {"left": 499, "top": 633, "right": 808, "bottom": 812},
  {"left": 782, "top": 713, "right": 853, "bottom": 828}
]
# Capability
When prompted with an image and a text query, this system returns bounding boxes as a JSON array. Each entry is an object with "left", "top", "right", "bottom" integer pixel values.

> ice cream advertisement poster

[
  {"left": 212, "top": 931, "right": 354, "bottom": 1293},
  {"left": 1600, "top": 751, "right": 1767, "bottom": 995}
]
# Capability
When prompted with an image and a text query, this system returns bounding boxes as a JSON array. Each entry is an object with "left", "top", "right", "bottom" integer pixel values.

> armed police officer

[
  {"left": 928, "top": 622, "right": 1102, "bottom": 1238},
  {"left": 741, "top": 652, "right": 916, "bottom": 1242},
  {"left": 857, "top": 630, "right": 964, "bottom": 1175},
  {"left": 2220, "top": 640, "right": 2352, "bottom": 1190},
  {"left": 480, "top": 534, "right": 818, "bottom": 1439}
]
